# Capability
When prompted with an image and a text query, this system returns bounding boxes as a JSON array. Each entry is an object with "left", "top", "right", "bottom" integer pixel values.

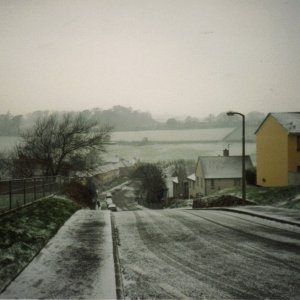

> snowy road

[
  {"left": 2, "top": 181, "right": 299, "bottom": 299},
  {"left": 115, "top": 208, "right": 300, "bottom": 299}
]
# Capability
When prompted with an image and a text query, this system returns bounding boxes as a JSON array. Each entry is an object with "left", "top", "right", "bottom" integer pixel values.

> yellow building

[{"left": 255, "top": 112, "right": 300, "bottom": 187}]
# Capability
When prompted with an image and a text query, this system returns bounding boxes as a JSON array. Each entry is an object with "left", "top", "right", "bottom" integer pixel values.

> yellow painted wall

[
  {"left": 288, "top": 135, "right": 300, "bottom": 171},
  {"left": 256, "top": 115, "right": 288, "bottom": 186}
]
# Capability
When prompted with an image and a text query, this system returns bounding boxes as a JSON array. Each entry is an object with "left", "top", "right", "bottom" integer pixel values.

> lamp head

[{"left": 226, "top": 111, "right": 235, "bottom": 116}]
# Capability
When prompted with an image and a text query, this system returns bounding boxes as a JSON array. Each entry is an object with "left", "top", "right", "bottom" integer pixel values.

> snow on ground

[
  {"left": 0, "top": 210, "right": 116, "bottom": 299},
  {"left": 231, "top": 205, "right": 300, "bottom": 224},
  {"left": 115, "top": 208, "right": 300, "bottom": 299}
]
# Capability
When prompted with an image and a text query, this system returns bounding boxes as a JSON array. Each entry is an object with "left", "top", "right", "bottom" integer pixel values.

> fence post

[
  {"left": 34, "top": 178, "right": 37, "bottom": 201},
  {"left": 23, "top": 179, "right": 26, "bottom": 205},
  {"left": 9, "top": 180, "right": 12, "bottom": 209},
  {"left": 59, "top": 176, "right": 62, "bottom": 192},
  {"left": 51, "top": 177, "right": 54, "bottom": 195},
  {"left": 42, "top": 178, "right": 45, "bottom": 197}
]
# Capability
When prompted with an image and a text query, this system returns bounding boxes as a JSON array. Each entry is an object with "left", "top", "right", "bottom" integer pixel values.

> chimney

[{"left": 223, "top": 148, "right": 229, "bottom": 157}]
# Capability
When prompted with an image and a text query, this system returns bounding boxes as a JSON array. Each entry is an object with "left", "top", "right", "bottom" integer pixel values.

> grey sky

[{"left": 0, "top": 0, "right": 299, "bottom": 118}]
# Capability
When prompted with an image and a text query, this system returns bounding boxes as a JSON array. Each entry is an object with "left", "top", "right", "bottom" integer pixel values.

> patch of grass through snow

[{"left": 0, "top": 196, "right": 81, "bottom": 291}]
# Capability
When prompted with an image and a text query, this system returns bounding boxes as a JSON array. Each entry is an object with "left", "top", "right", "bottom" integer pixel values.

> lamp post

[{"left": 226, "top": 111, "right": 246, "bottom": 203}]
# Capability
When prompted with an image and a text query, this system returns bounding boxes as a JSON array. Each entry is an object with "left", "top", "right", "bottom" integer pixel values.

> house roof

[
  {"left": 172, "top": 177, "right": 179, "bottom": 184},
  {"left": 198, "top": 156, "right": 253, "bottom": 179},
  {"left": 187, "top": 173, "right": 196, "bottom": 181},
  {"left": 120, "top": 158, "right": 139, "bottom": 168},
  {"left": 96, "top": 163, "right": 122, "bottom": 174},
  {"left": 255, "top": 112, "right": 300, "bottom": 134}
]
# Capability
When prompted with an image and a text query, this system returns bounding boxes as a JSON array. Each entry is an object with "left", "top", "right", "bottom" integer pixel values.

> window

[
  {"left": 297, "top": 136, "right": 300, "bottom": 151},
  {"left": 210, "top": 179, "right": 215, "bottom": 189}
]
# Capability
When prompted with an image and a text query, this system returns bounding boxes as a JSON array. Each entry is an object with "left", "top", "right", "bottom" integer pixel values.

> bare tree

[{"left": 11, "top": 113, "right": 112, "bottom": 177}]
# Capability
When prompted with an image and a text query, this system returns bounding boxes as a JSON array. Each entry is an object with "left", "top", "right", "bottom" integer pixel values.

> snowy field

[
  {"left": 104, "top": 141, "right": 256, "bottom": 163},
  {"left": 111, "top": 128, "right": 235, "bottom": 142},
  {"left": 0, "top": 135, "right": 256, "bottom": 164},
  {"left": 0, "top": 136, "right": 21, "bottom": 152}
]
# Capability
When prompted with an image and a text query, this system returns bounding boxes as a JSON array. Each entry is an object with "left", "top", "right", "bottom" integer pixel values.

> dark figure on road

[{"left": 86, "top": 178, "right": 98, "bottom": 209}]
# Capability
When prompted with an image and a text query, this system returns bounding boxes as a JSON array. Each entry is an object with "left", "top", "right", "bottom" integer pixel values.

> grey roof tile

[
  {"left": 199, "top": 156, "right": 253, "bottom": 179},
  {"left": 271, "top": 112, "right": 300, "bottom": 133}
]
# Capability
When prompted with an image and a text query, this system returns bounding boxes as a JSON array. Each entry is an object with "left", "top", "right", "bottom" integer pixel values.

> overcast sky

[{"left": 0, "top": 0, "right": 299, "bottom": 118}]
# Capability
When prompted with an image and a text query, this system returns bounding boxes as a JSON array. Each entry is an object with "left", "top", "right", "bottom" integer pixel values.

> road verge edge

[
  {"left": 110, "top": 212, "right": 125, "bottom": 299},
  {"left": 194, "top": 207, "right": 300, "bottom": 227}
]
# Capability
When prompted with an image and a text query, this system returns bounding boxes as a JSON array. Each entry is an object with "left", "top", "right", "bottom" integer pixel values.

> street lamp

[{"left": 226, "top": 111, "right": 246, "bottom": 203}]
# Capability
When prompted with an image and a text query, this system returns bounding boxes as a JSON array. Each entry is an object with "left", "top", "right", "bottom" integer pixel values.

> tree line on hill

[
  {"left": 164, "top": 111, "right": 265, "bottom": 129},
  {"left": 0, "top": 106, "right": 266, "bottom": 136}
]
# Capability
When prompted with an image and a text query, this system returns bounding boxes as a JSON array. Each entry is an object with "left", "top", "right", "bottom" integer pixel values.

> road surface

[
  {"left": 2, "top": 181, "right": 299, "bottom": 299},
  {"left": 113, "top": 186, "right": 300, "bottom": 299}
]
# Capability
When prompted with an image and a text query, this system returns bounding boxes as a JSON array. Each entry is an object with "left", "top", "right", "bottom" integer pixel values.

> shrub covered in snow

[{"left": 193, "top": 195, "right": 253, "bottom": 208}]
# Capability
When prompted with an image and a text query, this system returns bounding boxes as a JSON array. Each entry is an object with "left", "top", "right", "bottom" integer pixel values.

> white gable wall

[{"left": 205, "top": 178, "right": 241, "bottom": 195}]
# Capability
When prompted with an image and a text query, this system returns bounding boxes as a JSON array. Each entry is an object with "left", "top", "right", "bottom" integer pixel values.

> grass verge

[{"left": 0, "top": 195, "right": 81, "bottom": 292}]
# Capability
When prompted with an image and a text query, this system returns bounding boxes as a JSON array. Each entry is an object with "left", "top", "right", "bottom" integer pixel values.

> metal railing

[{"left": 0, "top": 176, "right": 69, "bottom": 214}]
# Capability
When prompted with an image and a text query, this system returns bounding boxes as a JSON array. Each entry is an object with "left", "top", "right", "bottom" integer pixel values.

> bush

[
  {"left": 246, "top": 167, "right": 257, "bottom": 185},
  {"left": 132, "top": 163, "right": 167, "bottom": 206},
  {"left": 193, "top": 195, "right": 254, "bottom": 208},
  {"left": 63, "top": 181, "right": 94, "bottom": 208}
]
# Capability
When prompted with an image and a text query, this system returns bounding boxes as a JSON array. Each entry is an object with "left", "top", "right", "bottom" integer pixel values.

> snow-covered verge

[
  {"left": 193, "top": 195, "right": 254, "bottom": 208},
  {"left": 165, "top": 198, "right": 193, "bottom": 209},
  {"left": 0, "top": 196, "right": 81, "bottom": 292},
  {"left": 0, "top": 210, "right": 116, "bottom": 299},
  {"left": 213, "top": 185, "right": 300, "bottom": 209}
]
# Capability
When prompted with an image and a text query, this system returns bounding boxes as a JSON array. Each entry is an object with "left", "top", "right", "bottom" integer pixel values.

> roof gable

[
  {"left": 187, "top": 173, "right": 196, "bottom": 181},
  {"left": 255, "top": 112, "right": 300, "bottom": 134}
]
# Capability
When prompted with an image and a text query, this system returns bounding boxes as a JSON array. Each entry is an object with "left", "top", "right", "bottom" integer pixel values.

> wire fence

[{"left": 0, "top": 176, "right": 71, "bottom": 214}]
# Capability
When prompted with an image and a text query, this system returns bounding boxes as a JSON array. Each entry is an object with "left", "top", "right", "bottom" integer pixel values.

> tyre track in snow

[
  {"left": 205, "top": 210, "right": 300, "bottom": 236},
  {"left": 131, "top": 209, "right": 300, "bottom": 299},
  {"left": 166, "top": 210, "right": 300, "bottom": 272},
  {"left": 181, "top": 210, "right": 300, "bottom": 272},
  {"left": 133, "top": 210, "right": 259, "bottom": 299},
  {"left": 141, "top": 209, "right": 294, "bottom": 298}
]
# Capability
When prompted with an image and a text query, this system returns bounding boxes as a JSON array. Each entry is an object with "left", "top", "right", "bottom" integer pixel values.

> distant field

[
  {"left": 111, "top": 128, "right": 235, "bottom": 142},
  {"left": 223, "top": 125, "right": 257, "bottom": 142},
  {"left": 0, "top": 132, "right": 256, "bottom": 165},
  {"left": 104, "top": 141, "right": 256, "bottom": 164},
  {"left": 0, "top": 136, "right": 21, "bottom": 152}
]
